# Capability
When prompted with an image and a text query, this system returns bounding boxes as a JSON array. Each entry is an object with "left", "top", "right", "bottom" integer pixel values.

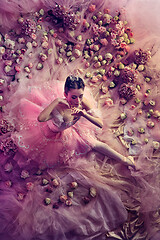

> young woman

[{"left": 37, "top": 75, "right": 135, "bottom": 168}]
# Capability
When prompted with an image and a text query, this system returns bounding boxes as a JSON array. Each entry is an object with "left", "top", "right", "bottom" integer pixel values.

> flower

[
  {"left": 89, "top": 187, "right": 97, "bottom": 197},
  {"left": 4, "top": 162, "right": 13, "bottom": 172},
  {"left": 21, "top": 170, "right": 30, "bottom": 179},
  {"left": 147, "top": 120, "right": 155, "bottom": 128},
  {"left": 134, "top": 48, "right": 151, "bottom": 65},
  {"left": 21, "top": 18, "right": 37, "bottom": 37},
  {"left": 0, "top": 119, "right": 14, "bottom": 135},
  {"left": 118, "top": 83, "right": 137, "bottom": 100},
  {"left": 65, "top": 199, "right": 72, "bottom": 206},
  {"left": 59, "top": 195, "right": 68, "bottom": 203},
  {"left": 26, "top": 182, "right": 34, "bottom": 191},
  {"left": 70, "top": 181, "right": 78, "bottom": 189},
  {"left": 4, "top": 39, "right": 15, "bottom": 49},
  {"left": 5, "top": 180, "right": 12, "bottom": 187},
  {"left": 52, "top": 178, "right": 59, "bottom": 187},
  {"left": 0, "top": 137, "right": 17, "bottom": 155},
  {"left": 152, "top": 141, "right": 160, "bottom": 150},
  {"left": 44, "top": 197, "right": 51, "bottom": 205},
  {"left": 49, "top": 4, "right": 80, "bottom": 30},
  {"left": 104, "top": 98, "right": 113, "bottom": 107},
  {"left": 39, "top": 53, "right": 48, "bottom": 62},
  {"left": 120, "top": 67, "right": 137, "bottom": 83},
  {"left": 88, "top": 4, "right": 96, "bottom": 13}
]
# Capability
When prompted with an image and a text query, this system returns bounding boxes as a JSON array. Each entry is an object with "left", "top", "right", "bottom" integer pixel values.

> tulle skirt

[{"left": 5, "top": 80, "right": 103, "bottom": 168}]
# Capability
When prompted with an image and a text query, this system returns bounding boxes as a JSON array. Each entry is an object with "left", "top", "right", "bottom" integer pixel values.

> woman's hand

[{"left": 71, "top": 107, "right": 84, "bottom": 117}]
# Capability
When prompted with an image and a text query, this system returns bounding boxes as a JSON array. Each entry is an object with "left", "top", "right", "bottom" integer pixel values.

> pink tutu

[{"left": 5, "top": 80, "right": 101, "bottom": 168}]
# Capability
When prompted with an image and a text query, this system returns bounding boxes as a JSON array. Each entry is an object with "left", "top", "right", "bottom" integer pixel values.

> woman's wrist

[{"left": 82, "top": 110, "right": 87, "bottom": 118}]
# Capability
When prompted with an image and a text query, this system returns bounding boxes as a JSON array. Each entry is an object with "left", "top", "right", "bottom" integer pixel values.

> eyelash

[{"left": 72, "top": 95, "right": 83, "bottom": 100}]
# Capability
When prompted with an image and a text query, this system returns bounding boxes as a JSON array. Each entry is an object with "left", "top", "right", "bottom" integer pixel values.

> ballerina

[{"left": 38, "top": 75, "right": 135, "bottom": 168}]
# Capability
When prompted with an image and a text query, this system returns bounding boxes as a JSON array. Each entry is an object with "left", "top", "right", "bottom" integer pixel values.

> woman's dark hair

[{"left": 64, "top": 75, "right": 85, "bottom": 94}]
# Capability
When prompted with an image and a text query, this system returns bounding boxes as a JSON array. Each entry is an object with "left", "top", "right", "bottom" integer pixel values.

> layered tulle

[{"left": 6, "top": 81, "right": 101, "bottom": 168}]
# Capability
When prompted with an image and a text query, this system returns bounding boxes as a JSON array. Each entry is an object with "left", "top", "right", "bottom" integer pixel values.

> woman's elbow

[
  {"left": 37, "top": 115, "right": 43, "bottom": 122},
  {"left": 37, "top": 114, "right": 45, "bottom": 122}
]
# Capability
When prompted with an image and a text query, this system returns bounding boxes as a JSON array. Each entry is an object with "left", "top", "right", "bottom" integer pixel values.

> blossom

[
  {"left": 88, "top": 4, "right": 96, "bottom": 13},
  {"left": 21, "top": 170, "right": 30, "bottom": 179},
  {"left": 4, "top": 162, "right": 13, "bottom": 172},
  {"left": 104, "top": 98, "right": 113, "bottom": 107},
  {"left": 4, "top": 39, "right": 15, "bottom": 49},
  {"left": 118, "top": 83, "right": 137, "bottom": 100},
  {"left": 21, "top": 18, "right": 37, "bottom": 37},
  {"left": 134, "top": 48, "right": 151, "bottom": 65},
  {"left": 120, "top": 67, "right": 137, "bottom": 83},
  {"left": 26, "top": 182, "right": 34, "bottom": 191},
  {"left": 0, "top": 119, "right": 14, "bottom": 135},
  {"left": 0, "top": 137, "right": 17, "bottom": 155}
]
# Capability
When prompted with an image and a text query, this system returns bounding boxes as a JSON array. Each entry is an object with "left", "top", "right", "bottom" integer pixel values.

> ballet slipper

[{"left": 123, "top": 156, "right": 136, "bottom": 169}]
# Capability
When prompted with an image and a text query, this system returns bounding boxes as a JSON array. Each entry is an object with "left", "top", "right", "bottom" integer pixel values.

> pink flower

[
  {"left": 4, "top": 162, "right": 13, "bottom": 172},
  {"left": 0, "top": 137, "right": 17, "bottom": 155},
  {"left": 59, "top": 195, "right": 68, "bottom": 203},
  {"left": 21, "top": 170, "right": 30, "bottom": 179},
  {"left": 88, "top": 4, "right": 96, "bottom": 12},
  {"left": 5, "top": 180, "right": 12, "bottom": 187},
  {"left": 26, "top": 182, "right": 34, "bottom": 191},
  {"left": 55, "top": 39, "right": 62, "bottom": 47},
  {"left": 98, "top": 26, "right": 106, "bottom": 34},
  {"left": 53, "top": 33, "right": 58, "bottom": 38},
  {"left": 28, "top": 63, "right": 33, "bottom": 68},
  {"left": 31, "top": 33, "right": 37, "bottom": 40},
  {"left": 15, "top": 66, "right": 21, "bottom": 73},
  {"left": 105, "top": 98, "right": 113, "bottom": 107},
  {"left": 134, "top": 48, "right": 151, "bottom": 65},
  {"left": 90, "top": 76, "right": 99, "bottom": 83},
  {"left": 0, "top": 119, "right": 14, "bottom": 135},
  {"left": 118, "top": 83, "right": 137, "bottom": 100},
  {"left": 70, "top": 181, "right": 78, "bottom": 189},
  {"left": 100, "top": 38, "right": 108, "bottom": 46},
  {"left": 21, "top": 18, "right": 36, "bottom": 37},
  {"left": 18, "top": 37, "right": 25, "bottom": 44}
]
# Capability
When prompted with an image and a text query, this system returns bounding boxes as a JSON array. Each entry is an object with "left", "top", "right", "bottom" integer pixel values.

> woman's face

[{"left": 65, "top": 88, "right": 84, "bottom": 107}]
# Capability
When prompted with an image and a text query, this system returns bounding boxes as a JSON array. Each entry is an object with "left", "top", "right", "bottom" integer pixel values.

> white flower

[{"left": 5, "top": 39, "right": 15, "bottom": 49}]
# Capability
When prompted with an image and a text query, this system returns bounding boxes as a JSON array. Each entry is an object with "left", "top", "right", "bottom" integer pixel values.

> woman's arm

[
  {"left": 37, "top": 98, "right": 69, "bottom": 122},
  {"left": 72, "top": 97, "right": 103, "bottom": 128},
  {"left": 82, "top": 110, "right": 103, "bottom": 128}
]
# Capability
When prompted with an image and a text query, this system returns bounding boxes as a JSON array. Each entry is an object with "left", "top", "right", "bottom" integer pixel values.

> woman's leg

[{"left": 92, "top": 141, "right": 135, "bottom": 167}]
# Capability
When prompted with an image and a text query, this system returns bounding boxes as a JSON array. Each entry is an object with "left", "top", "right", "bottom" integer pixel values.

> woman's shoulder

[{"left": 54, "top": 98, "right": 70, "bottom": 109}]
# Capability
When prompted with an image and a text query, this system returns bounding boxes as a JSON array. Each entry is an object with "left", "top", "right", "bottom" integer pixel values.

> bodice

[{"left": 47, "top": 108, "right": 74, "bottom": 132}]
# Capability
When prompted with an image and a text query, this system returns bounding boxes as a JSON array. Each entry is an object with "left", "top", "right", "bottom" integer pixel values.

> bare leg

[{"left": 93, "top": 141, "right": 135, "bottom": 167}]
